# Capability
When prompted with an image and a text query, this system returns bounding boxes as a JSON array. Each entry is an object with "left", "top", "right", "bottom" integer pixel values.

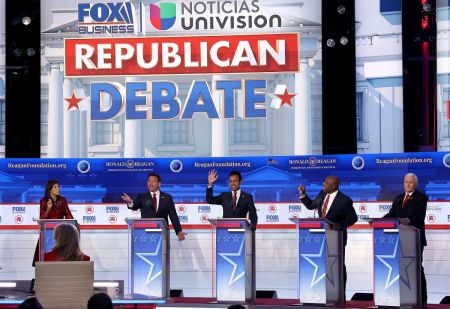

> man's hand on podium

[
  {"left": 177, "top": 231, "right": 186, "bottom": 241},
  {"left": 332, "top": 222, "right": 342, "bottom": 230},
  {"left": 399, "top": 218, "right": 410, "bottom": 225}
]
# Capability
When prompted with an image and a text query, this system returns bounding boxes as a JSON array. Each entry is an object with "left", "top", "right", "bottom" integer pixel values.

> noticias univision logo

[{"left": 150, "top": 2, "right": 176, "bottom": 30}]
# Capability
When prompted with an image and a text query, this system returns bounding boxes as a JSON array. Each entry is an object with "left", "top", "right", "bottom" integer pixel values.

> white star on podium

[
  {"left": 375, "top": 237, "right": 399, "bottom": 290},
  {"left": 219, "top": 238, "right": 245, "bottom": 286},
  {"left": 301, "top": 236, "right": 326, "bottom": 287},
  {"left": 136, "top": 236, "right": 162, "bottom": 285}
]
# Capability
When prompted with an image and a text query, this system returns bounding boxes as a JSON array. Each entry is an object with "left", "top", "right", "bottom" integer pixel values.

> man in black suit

[
  {"left": 206, "top": 170, "right": 257, "bottom": 229},
  {"left": 298, "top": 175, "right": 357, "bottom": 294},
  {"left": 384, "top": 173, "right": 427, "bottom": 305},
  {"left": 121, "top": 172, "right": 185, "bottom": 241}
]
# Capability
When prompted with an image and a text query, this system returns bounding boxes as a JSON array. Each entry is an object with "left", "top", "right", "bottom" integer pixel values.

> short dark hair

[
  {"left": 147, "top": 172, "right": 161, "bottom": 182},
  {"left": 18, "top": 297, "right": 43, "bottom": 309},
  {"left": 227, "top": 305, "right": 247, "bottom": 309},
  {"left": 228, "top": 170, "right": 242, "bottom": 181},
  {"left": 87, "top": 292, "right": 113, "bottom": 309}
]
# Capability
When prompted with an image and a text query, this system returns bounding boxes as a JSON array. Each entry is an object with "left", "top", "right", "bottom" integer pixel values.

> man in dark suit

[
  {"left": 384, "top": 173, "right": 427, "bottom": 305},
  {"left": 298, "top": 175, "right": 357, "bottom": 294},
  {"left": 121, "top": 172, "right": 185, "bottom": 241},
  {"left": 206, "top": 170, "right": 257, "bottom": 229}
]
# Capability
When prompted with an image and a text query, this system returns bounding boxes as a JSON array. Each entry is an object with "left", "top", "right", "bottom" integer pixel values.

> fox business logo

[
  {"left": 83, "top": 216, "right": 96, "bottom": 223},
  {"left": 379, "top": 204, "right": 391, "bottom": 212},
  {"left": 178, "top": 215, "right": 189, "bottom": 223},
  {"left": 198, "top": 205, "right": 211, "bottom": 213},
  {"left": 266, "top": 214, "right": 279, "bottom": 222},
  {"left": 78, "top": 2, "right": 136, "bottom": 35},
  {"left": 357, "top": 214, "right": 369, "bottom": 221},
  {"left": 288, "top": 205, "right": 302, "bottom": 213},
  {"left": 106, "top": 206, "right": 120, "bottom": 213},
  {"left": 12, "top": 206, "right": 26, "bottom": 214}
]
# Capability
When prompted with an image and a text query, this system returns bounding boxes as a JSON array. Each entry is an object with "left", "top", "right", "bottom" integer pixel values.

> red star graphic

[
  {"left": 65, "top": 91, "right": 83, "bottom": 111},
  {"left": 276, "top": 88, "right": 296, "bottom": 107}
]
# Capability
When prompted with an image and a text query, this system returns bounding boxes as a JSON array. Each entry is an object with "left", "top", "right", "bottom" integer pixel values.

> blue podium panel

[
  {"left": 211, "top": 219, "right": 255, "bottom": 303},
  {"left": 294, "top": 219, "right": 344, "bottom": 305},
  {"left": 127, "top": 219, "right": 169, "bottom": 299},
  {"left": 37, "top": 219, "right": 78, "bottom": 261},
  {"left": 217, "top": 225, "right": 246, "bottom": 301},
  {"left": 372, "top": 219, "right": 420, "bottom": 307}
]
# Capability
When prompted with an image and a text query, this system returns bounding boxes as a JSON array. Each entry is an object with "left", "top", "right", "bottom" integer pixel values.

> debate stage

[{"left": 1, "top": 296, "right": 450, "bottom": 309}]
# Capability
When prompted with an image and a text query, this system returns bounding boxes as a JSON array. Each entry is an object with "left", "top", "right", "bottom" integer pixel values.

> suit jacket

[
  {"left": 206, "top": 187, "right": 258, "bottom": 227},
  {"left": 128, "top": 191, "right": 183, "bottom": 235},
  {"left": 39, "top": 196, "right": 73, "bottom": 219},
  {"left": 301, "top": 190, "right": 357, "bottom": 246},
  {"left": 384, "top": 190, "right": 428, "bottom": 246}
]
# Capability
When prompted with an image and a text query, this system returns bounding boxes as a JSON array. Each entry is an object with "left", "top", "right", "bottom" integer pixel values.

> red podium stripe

[
  {"left": 133, "top": 223, "right": 158, "bottom": 228},
  {"left": 373, "top": 222, "right": 395, "bottom": 229},
  {"left": 216, "top": 223, "right": 241, "bottom": 228},
  {"left": 298, "top": 223, "right": 322, "bottom": 229}
]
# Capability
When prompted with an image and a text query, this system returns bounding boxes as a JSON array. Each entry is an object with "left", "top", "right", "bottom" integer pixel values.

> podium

[
  {"left": 290, "top": 218, "right": 344, "bottom": 304},
  {"left": 209, "top": 218, "right": 255, "bottom": 303},
  {"left": 125, "top": 218, "right": 169, "bottom": 299},
  {"left": 36, "top": 219, "right": 79, "bottom": 261},
  {"left": 370, "top": 218, "right": 421, "bottom": 307}
]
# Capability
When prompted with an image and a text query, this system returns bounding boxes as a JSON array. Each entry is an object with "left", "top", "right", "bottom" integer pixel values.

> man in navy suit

[
  {"left": 298, "top": 175, "right": 357, "bottom": 294},
  {"left": 206, "top": 170, "right": 258, "bottom": 229},
  {"left": 384, "top": 173, "right": 427, "bottom": 305},
  {"left": 121, "top": 172, "right": 185, "bottom": 241}
]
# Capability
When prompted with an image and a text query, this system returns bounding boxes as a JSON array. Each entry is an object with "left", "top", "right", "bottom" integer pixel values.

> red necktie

[
  {"left": 402, "top": 194, "right": 410, "bottom": 208},
  {"left": 231, "top": 191, "right": 237, "bottom": 211},
  {"left": 321, "top": 194, "right": 330, "bottom": 217},
  {"left": 153, "top": 193, "right": 157, "bottom": 212}
]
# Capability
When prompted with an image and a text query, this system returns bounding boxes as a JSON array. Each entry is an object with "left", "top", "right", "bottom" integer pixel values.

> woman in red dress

[
  {"left": 44, "top": 223, "right": 90, "bottom": 261},
  {"left": 32, "top": 180, "right": 74, "bottom": 266}
]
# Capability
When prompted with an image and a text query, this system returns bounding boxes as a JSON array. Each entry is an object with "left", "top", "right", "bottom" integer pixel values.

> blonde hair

[{"left": 52, "top": 223, "right": 84, "bottom": 261}]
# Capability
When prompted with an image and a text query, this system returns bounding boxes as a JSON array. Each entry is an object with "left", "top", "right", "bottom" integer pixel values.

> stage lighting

[
  {"left": 337, "top": 5, "right": 346, "bottom": 15},
  {"left": 12, "top": 48, "right": 23, "bottom": 57},
  {"left": 326, "top": 38, "right": 336, "bottom": 47},
  {"left": 422, "top": 2, "right": 432, "bottom": 12},
  {"left": 21, "top": 16, "right": 31, "bottom": 25},
  {"left": 340, "top": 36, "right": 349, "bottom": 45},
  {"left": 26, "top": 48, "right": 36, "bottom": 57}
]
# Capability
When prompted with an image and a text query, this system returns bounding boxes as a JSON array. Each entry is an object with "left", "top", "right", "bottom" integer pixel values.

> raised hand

[
  {"left": 121, "top": 193, "right": 132, "bottom": 204},
  {"left": 298, "top": 185, "right": 306, "bottom": 196},
  {"left": 47, "top": 199, "right": 53, "bottom": 209},
  {"left": 208, "top": 170, "right": 218, "bottom": 186}
]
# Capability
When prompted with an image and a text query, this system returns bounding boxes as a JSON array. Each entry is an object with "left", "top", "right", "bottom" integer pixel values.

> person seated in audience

[
  {"left": 227, "top": 305, "right": 247, "bottom": 309},
  {"left": 18, "top": 297, "right": 43, "bottom": 309},
  {"left": 44, "top": 223, "right": 90, "bottom": 261},
  {"left": 87, "top": 292, "right": 113, "bottom": 309}
]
